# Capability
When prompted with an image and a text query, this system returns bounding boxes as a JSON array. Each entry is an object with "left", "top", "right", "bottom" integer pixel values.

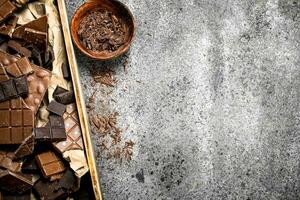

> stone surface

[{"left": 66, "top": 0, "right": 300, "bottom": 199}]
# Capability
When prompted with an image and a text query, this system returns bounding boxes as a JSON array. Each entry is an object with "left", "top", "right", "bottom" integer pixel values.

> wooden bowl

[{"left": 71, "top": 0, "right": 136, "bottom": 60}]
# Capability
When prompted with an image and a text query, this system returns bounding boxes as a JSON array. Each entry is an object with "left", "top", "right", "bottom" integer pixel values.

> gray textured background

[{"left": 65, "top": 0, "right": 300, "bottom": 199}]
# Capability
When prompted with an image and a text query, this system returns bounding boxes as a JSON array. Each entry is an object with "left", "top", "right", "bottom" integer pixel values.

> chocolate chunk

[
  {"left": 0, "top": 169, "right": 33, "bottom": 194},
  {"left": 23, "top": 28, "right": 47, "bottom": 51},
  {"left": 0, "top": 15, "right": 18, "bottom": 36},
  {"left": 62, "top": 63, "right": 70, "bottom": 80},
  {"left": 14, "top": 134, "right": 35, "bottom": 159},
  {"left": 0, "top": 1, "right": 16, "bottom": 24},
  {"left": 0, "top": 75, "right": 29, "bottom": 101},
  {"left": 24, "top": 64, "right": 51, "bottom": 114},
  {"left": 0, "top": 151, "right": 21, "bottom": 171},
  {"left": 22, "top": 157, "right": 39, "bottom": 174},
  {"left": 35, "top": 151, "right": 65, "bottom": 180},
  {"left": 26, "top": 45, "right": 42, "bottom": 66},
  {"left": 43, "top": 46, "right": 54, "bottom": 70},
  {"left": 53, "top": 86, "right": 68, "bottom": 97},
  {"left": 7, "top": 40, "right": 32, "bottom": 57},
  {"left": 33, "top": 179, "right": 67, "bottom": 200},
  {"left": 53, "top": 103, "right": 83, "bottom": 154},
  {"left": 49, "top": 114, "right": 64, "bottom": 127},
  {"left": 0, "top": 98, "right": 34, "bottom": 144},
  {"left": 12, "top": 16, "right": 48, "bottom": 39},
  {"left": 47, "top": 101, "right": 66, "bottom": 116},
  {"left": 0, "top": 50, "right": 18, "bottom": 67},
  {"left": 14, "top": 75, "right": 29, "bottom": 97},
  {"left": 54, "top": 169, "right": 77, "bottom": 192},
  {"left": 54, "top": 90, "right": 75, "bottom": 105},
  {"left": 5, "top": 57, "right": 33, "bottom": 77}
]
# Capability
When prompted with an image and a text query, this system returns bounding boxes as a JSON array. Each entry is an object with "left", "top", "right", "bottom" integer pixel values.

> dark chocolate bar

[
  {"left": 35, "top": 151, "right": 65, "bottom": 180},
  {"left": 23, "top": 28, "right": 47, "bottom": 50},
  {"left": 14, "top": 134, "right": 35, "bottom": 159},
  {"left": 0, "top": 169, "right": 33, "bottom": 194},
  {"left": 47, "top": 100, "right": 66, "bottom": 116},
  {"left": 34, "top": 115, "right": 66, "bottom": 142},
  {"left": 0, "top": 98, "right": 34, "bottom": 144},
  {"left": 0, "top": 75, "right": 29, "bottom": 102},
  {"left": 53, "top": 86, "right": 68, "bottom": 97}
]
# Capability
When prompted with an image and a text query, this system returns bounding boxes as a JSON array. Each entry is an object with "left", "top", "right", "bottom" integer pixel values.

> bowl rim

[{"left": 71, "top": 0, "right": 136, "bottom": 60}]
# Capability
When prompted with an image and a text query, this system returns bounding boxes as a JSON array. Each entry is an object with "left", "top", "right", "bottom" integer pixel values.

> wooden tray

[{"left": 56, "top": 1, "right": 102, "bottom": 199}]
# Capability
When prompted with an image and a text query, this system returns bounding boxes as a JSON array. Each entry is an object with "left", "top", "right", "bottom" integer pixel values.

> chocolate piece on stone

[
  {"left": 0, "top": 98, "right": 34, "bottom": 144},
  {"left": 54, "top": 91, "right": 75, "bottom": 105},
  {"left": 0, "top": 15, "right": 18, "bottom": 36},
  {"left": 0, "top": 169, "right": 33, "bottom": 194},
  {"left": 35, "top": 151, "right": 65, "bottom": 180},
  {"left": 47, "top": 101, "right": 66, "bottom": 116},
  {"left": 14, "top": 134, "right": 35, "bottom": 159},
  {"left": 0, "top": 151, "right": 21, "bottom": 171},
  {"left": 5, "top": 57, "right": 33, "bottom": 77},
  {"left": 7, "top": 40, "right": 32, "bottom": 57},
  {"left": 33, "top": 179, "right": 67, "bottom": 200},
  {"left": 0, "top": 1, "right": 16, "bottom": 24},
  {"left": 24, "top": 64, "right": 51, "bottom": 114},
  {"left": 53, "top": 103, "right": 83, "bottom": 154}
]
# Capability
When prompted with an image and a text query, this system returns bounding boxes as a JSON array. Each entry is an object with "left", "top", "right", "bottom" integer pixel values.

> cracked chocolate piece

[
  {"left": 53, "top": 86, "right": 68, "bottom": 97},
  {"left": 0, "top": 1, "right": 16, "bottom": 24},
  {"left": 5, "top": 57, "right": 33, "bottom": 77},
  {"left": 54, "top": 90, "right": 75, "bottom": 105},
  {"left": 0, "top": 75, "right": 29, "bottom": 102},
  {"left": 12, "top": 16, "right": 48, "bottom": 39},
  {"left": 7, "top": 40, "right": 32, "bottom": 57}
]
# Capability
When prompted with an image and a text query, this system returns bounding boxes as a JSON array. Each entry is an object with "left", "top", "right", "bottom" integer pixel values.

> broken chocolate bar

[
  {"left": 12, "top": 16, "right": 48, "bottom": 39},
  {"left": 7, "top": 40, "right": 32, "bottom": 57},
  {"left": 54, "top": 169, "right": 77, "bottom": 192},
  {"left": 35, "top": 151, "right": 65, "bottom": 180},
  {"left": 54, "top": 90, "right": 75, "bottom": 105},
  {"left": 53, "top": 86, "right": 68, "bottom": 96},
  {"left": 0, "top": 169, "right": 33, "bottom": 194},
  {"left": 53, "top": 103, "right": 83, "bottom": 154},
  {"left": 23, "top": 28, "right": 47, "bottom": 50},
  {"left": 0, "top": 0, "right": 16, "bottom": 24},
  {"left": 24, "top": 64, "right": 51, "bottom": 113},
  {"left": 33, "top": 179, "right": 67, "bottom": 200},
  {"left": 47, "top": 100, "right": 66, "bottom": 116},
  {"left": 0, "top": 151, "right": 21, "bottom": 172},
  {"left": 0, "top": 75, "right": 29, "bottom": 102},
  {"left": 14, "top": 134, "right": 35, "bottom": 159},
  {"left": 0, "top": 98, "right": 34, "bottom": 144},
  {"left": 34, "top": 115, "right": 66, "bottom": 142}
]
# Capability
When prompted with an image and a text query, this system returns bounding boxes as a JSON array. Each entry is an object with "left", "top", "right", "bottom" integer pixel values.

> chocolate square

[{"left": 47, "top": 101, "right": 66, "bottom": 116}]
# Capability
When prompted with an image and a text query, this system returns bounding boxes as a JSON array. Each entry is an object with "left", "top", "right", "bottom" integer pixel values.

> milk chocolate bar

[
  {"left": 0, "top": 1, "right": 16, "bottom": 23},
  {"left": 54, "top": 90, "right": 75, "bottom": 105},
  {"left": 5, "top": 57, "right": 33, "bottom": 77},
  {"left": 0, "top": 169, "right": 33, "bottom": 194},
  {"left": 24, "top": 64, "right": 51, "bottom": 113},
  {"left": 53, "top": 103, "right": 83, "bottom": 154},
  {"left": 14, "top": 134, "right": 35, "bottom": 159},
  {"left": 0, "top": 98, "right": 34, "bottom": 144},
  {"left": 0, "top": 50, "right": 18, "bottom": 67},
  {"left": 47, "top": 100, "right": 66, "bottom": 116},
  {"left": 0, "top": 151, "right": 21, "bottom": 172},
  {"left": 0, "top": 75, "right": 29, "bottom": 102},
  {"left": 0, "top": 66, "right": 8, "bottom": 81},
  {"left": 35, "top": 151, "right": 65, "bottom": 180},
  {"left": 7, "top": 40, "right": 32, "bottom": 57}
]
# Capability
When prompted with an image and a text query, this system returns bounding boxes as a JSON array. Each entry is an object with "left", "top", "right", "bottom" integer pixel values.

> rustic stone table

[{"left": 66, "top": 0, "right": 300, "bottom": 199}]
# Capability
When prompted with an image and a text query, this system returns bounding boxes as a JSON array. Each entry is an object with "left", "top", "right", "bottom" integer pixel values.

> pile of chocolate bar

[{"left": 0, "top": 1, "right": 89, "bottom": 199}]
